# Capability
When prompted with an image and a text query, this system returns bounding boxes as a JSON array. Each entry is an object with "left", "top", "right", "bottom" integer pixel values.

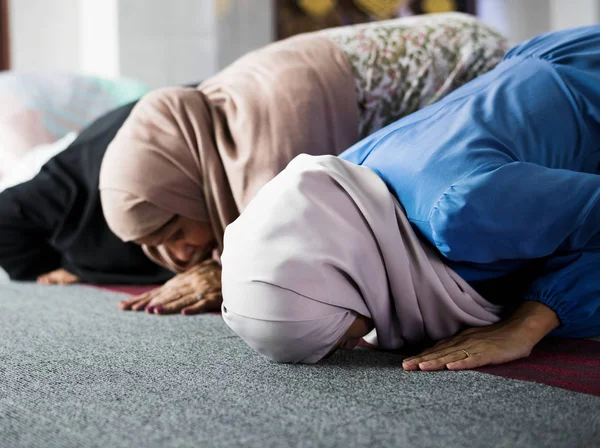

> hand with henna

[{"left": 118, "top": 259, "right": 222, "bottom": 315}]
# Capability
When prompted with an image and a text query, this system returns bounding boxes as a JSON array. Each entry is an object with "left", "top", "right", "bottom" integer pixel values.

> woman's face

[
  {"left": 135, "top": 216, "right": 216, "bottom": 263},
  {"left": 323, "top": 314, "right": 374, "bottom": 359}
]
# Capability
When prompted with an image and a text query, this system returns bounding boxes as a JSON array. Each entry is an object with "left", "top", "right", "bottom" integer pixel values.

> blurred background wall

[
  {"left": 2, "top": 0, "right": 599, "bottom": 88},
  {"left": 5, "top": 0, "right": 272, "bottom": 86},
  {"left": 478, "top": 0, "right": 600, "bottom": 45}
]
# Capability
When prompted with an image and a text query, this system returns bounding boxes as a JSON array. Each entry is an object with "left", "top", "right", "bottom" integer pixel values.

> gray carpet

[{"left": 1, "top": 277, "right": 599, "bottom": 448}]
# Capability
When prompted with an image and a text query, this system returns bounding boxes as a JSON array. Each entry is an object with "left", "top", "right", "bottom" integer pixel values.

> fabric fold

[{"left": 221, "top": 155, "right": 502, "bottom": 363}]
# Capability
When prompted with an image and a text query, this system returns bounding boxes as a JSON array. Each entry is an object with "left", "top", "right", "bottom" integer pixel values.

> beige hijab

[
  {"left": 221, "top": 155, "right": 503, "bottom": 363},
  {"left": 99, "top": 34, "right": 358, "bottom": 271}
]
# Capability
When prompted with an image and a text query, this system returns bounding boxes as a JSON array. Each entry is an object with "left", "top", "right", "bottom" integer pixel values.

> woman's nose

[{"left": 167, "top": 242, "right": 195, "bottom": 262}]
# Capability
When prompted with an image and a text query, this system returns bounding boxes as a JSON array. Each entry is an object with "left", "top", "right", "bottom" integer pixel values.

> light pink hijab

[
  {"left": 99, "top": 34, "right": 358, "bottom": 271},
  {"left": 221, "top": 155, "right": 503, "bottom": 363}
]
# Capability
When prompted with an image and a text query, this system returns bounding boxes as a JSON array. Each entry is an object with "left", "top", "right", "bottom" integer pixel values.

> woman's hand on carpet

[
  {"left": 37, "top": 268, "right": 80, "bottom": 285},
  {"left": 402, "top": 301, "right": 560, "bottom": 371},
  {"left": 117, "top": 259, "right": 222, "bottom": 315}
]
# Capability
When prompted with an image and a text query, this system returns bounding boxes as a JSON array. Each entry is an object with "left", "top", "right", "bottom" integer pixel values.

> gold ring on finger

[{"left": 462, "top": 349, "right": 472, "bottom": 358}]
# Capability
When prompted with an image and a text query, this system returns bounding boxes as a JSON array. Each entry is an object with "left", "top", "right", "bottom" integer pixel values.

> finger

[
  {"left": 406, "top": 340, "right": 461, "bottom": 361},
  {"left": 446, "top": 353, "right": 485, "bottom": 371},
  {"left": 189, "top": 272, "right": 220, "bottom": 289},
  {"left": 176, "top": 269, "right": 207, "bottom": 283},
  {"left": 175, "top": 268, "right": 200, "bottom": 279},
  {"left": 403, "top": 340, "right": 462, "bottom": 363},
  {"left": 194, "top": 264, "right": 219, "bottom": 275},
  {"left": 154, "top": 294, "right": 199, "bottom": 315},
  {"left": 121, "top": 286, "right": 164, "bottom": 305},
  {"left": 181, "top": 294, "right": 223, "bottom": 315},
  {"left": 200, "top": 258, "right": 220, "bottom": 268},
  {"left": 405, "top": 325, "right": 497, "bottom": 363},
  {"left": 163, "top": 270, "right": 193, "bottom": 287},
  {"left": 118, "top": 291, "right": 155, "bottom": 310},
  {"left": 148, "top": 287, "right": 194, "bottom": 308},
  {"left": 193, "top": 280, "right": 221, "bottom": 295},
  {"left": 185, "top": 261, "right": 217, "bottom": 276},
  {"left": 193, "top": 262, "right": 221, "bottom": 278},
  {"left": 417, "top": 350, "right": 470, "bottom": 371},
  {"left": 130, "top": 296, "right": 154, "bottom": 312},
  {"left": 147, "top": 285, "right": 190, "bottom": 303},
  {"left": 402, "top": 346, "right": 467, "bottom": 370}
]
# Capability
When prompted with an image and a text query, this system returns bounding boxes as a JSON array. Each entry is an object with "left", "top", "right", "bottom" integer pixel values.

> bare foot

[{"left": 37, "top": 269, "right": 81, "bottom": 285}]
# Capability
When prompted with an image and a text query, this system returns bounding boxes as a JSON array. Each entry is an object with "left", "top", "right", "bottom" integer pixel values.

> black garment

[{"left": 0, "top": 100, "right": 174, "bottom": 284}]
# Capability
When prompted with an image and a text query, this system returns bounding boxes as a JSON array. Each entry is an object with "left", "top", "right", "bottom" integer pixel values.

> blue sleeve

[
  {"left": 524, "top": 235, "right": 600, "bottom": 338},
  {"left": 431, "top": 163, "right": 600, "bottom": 264}
]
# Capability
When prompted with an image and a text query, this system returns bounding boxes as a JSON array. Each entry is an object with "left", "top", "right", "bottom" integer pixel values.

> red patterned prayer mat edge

[{"left": 475, "top": 338, "right": 600, "bottom": 397}]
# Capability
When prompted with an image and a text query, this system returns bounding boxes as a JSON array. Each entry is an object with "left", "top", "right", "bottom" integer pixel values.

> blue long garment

[{"left": 339, "top": 26, "right": 600, "bottom": 338}]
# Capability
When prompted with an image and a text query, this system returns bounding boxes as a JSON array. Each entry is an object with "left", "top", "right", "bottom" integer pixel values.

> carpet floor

[{"left": 1, "top": 278, "right": 599, "bottom": 448}]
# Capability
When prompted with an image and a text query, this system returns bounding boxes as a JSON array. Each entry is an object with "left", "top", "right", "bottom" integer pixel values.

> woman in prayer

[
  {"left": 0, "top": 100, "right": 175, "bottom": 286},
  {"left": 220, "top": 25, "right": 600, "bottom": 369},
  {"left": 100, "top": 13, "right": 506, "bottom": 315}
]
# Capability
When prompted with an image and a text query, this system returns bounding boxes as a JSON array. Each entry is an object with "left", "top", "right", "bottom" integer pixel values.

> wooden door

[{"left": 0, "top": 0, "right": 9, "bottom": 70}]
